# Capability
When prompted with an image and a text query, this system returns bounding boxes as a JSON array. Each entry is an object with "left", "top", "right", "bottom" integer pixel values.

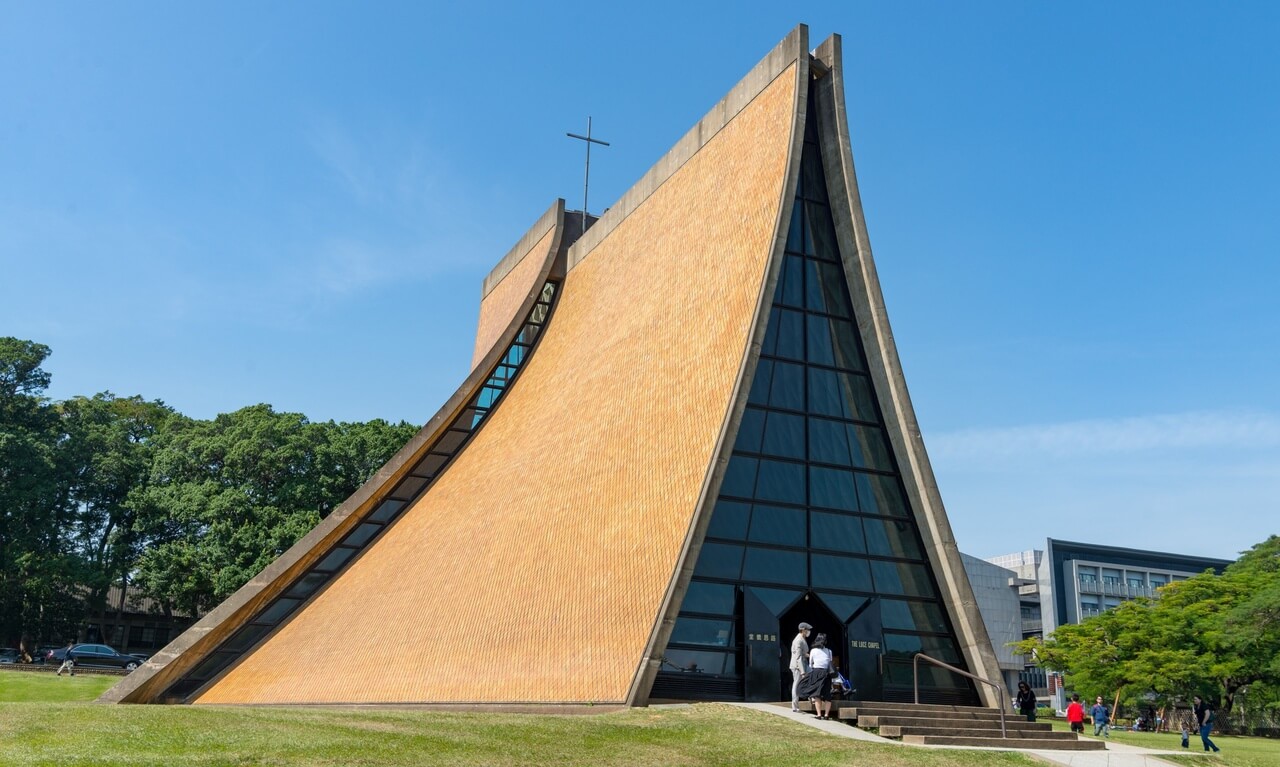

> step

[
  {"left": 844, "top": 707, "right": 1034, "bottom": 724},
  {"left": 878, "top": 725, "right": 1078, "bottom": 740},
  {"left": 901, "top": 735, "right": 1107, "bottom": 751},
  {"left": 844, "top": 706, "right": 1013, "bottom": 717},
  {"left": 851, "top": 714, "right": 1050, "bottom": 731}
]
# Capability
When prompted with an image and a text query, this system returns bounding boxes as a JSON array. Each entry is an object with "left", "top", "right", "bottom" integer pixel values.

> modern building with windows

[
  {"left": 987, "top": 539, "right": 1231, "bottom": 708},
  {"left": 103, "top": 26, "right": 1002, "bottom": 709}
]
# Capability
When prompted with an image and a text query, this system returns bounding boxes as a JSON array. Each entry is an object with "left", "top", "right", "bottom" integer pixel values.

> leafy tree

[
  {"left": 132, "top": 406, "right": 415, "bottom": 616},
  {"left": 59, "top": 393, "right": 176, "bottom": 621},
  {"left": 0, "top": 338, "right": 82, "bottom": 645}
]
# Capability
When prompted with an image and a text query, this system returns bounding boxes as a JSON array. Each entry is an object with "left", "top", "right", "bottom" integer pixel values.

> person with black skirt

[
  {"left": 797, "top": 633, "right": 835, "bottom": 719},
  {"left": 1015, "top": 681, "right": 1037, "bottom": 722}
]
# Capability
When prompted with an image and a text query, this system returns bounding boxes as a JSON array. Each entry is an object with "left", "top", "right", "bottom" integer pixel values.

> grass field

[
  {"left": 0, "top": 672, "right": 1041, "bottom": 767},
  {"left": 1048, "top": 719, "right": 1279, "bottom": 767}
]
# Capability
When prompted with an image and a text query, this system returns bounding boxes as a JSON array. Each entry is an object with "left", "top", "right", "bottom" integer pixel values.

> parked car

[
  {"left": 49, "top": 644, "right": 144, "bottom": 671},
  {"left": 0, "top": 648, "right": 21, "bottom": 664}
]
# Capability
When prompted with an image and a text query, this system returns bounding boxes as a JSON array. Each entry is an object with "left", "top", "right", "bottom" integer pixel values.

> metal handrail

[{"left": 913, "top": 653, "right": 1007, "bottom": 738}]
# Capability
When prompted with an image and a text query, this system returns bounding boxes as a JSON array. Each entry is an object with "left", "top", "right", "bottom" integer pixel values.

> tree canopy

[
  {"left": 1015, "top": 536, "right": 1280, "bottom": 716},
  {"left": 0, "top": 337, "right": 417, "bottom": 645}
]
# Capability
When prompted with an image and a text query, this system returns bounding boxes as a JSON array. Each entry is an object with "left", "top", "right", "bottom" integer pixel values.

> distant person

[
  {"left": 1015, "top": 681, "right": 1037, "bottom": 722},
  {"left": 1193, "top": 696, "right": 1221, "bottom": 753},
  {"left": 797, "top": 633, "right": 836, "bottom": 719},
  {"left": 788, "top": 622, "right": 811, "bottom": 713},
  {"left": 1066, "top": 694, "right": 1086, "bottom": 733},
  {"left": 55, "top": 641, "right": 75, "bottom": 677},
  {"left": 1178, "top": 709, "right": 1194, "bottom": 748},
  {"left": 1145, "top": 704, "right": 1158, "bottom": 732},
  {"left": 1090, "top": 696, "right": 1110, "bottom": 738}
]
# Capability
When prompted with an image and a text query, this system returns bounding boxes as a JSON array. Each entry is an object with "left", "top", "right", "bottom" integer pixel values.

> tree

[
  {"left": 132, "top": 406, "right": 415, "bottom": 616},
  {"left": 0, "top": 338, "right": 82, "bottom": 645},
  {"left": 59, "top": 393, "right": 176, "bottom": 624}
]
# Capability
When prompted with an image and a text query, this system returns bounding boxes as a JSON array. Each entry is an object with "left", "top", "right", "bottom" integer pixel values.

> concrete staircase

[{"left": 798, "top": 700, "right": 1106, "bottom": 751}]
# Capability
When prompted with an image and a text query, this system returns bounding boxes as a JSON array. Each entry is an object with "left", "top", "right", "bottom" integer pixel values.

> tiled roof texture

[
  {"left": 471, "top": 227, "right": 556, "bottom": 370},
  {"left": 195, "top": 62, "right": 799, "bottom": 705}
]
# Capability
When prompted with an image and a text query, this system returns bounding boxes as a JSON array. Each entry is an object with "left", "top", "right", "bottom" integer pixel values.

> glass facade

[{"left": 657, "top": 98, "right": 974, "bottom": 703}]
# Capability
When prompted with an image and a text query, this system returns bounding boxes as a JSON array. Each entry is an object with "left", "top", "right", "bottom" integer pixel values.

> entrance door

[
  {"left": 742, "top": 588, "right": 782, "bottom": 701},
  {"left": 846, "top": 597, "right": 883, "bottom": 700},
  {"left": 777, "top": 593, "right": 846, "bottom": 701}
]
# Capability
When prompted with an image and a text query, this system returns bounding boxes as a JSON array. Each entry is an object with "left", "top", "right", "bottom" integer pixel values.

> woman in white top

[{"left": 797, "top": 633, "right": 836, "bottom": 719}]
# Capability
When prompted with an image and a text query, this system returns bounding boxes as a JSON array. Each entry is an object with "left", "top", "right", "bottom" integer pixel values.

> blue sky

[{"left": 3, "top": 2, "right": 1277, "bottom": 561}]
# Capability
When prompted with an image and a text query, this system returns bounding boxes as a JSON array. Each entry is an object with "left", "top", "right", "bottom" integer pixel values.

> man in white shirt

[{"left": 789, "top": 622, "right": 812, "bottom": 712}]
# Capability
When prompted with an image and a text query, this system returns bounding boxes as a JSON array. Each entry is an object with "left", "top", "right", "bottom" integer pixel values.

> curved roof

[{"left": 192, "top": 47, "right": 804, "bottom": 705}]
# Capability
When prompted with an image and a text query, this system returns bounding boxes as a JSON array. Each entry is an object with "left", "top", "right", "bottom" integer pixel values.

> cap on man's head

[{"left": 799, "top": 622, "right": 813, "bottom": 631}]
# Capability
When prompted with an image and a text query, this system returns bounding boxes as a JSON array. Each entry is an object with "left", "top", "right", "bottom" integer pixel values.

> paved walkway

[{"left": 732, "top": 703, "right": 1199, "bottom": 767}]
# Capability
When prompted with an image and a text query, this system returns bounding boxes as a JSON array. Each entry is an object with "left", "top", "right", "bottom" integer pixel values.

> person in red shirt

[{"left": 1066, "top": 694, "right": 1086, "bottom": 733}]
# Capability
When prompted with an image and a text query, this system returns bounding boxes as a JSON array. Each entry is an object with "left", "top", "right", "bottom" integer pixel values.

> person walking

[
  {"left": 1066, "top": 694, "right": 1086, "bottom": 734},
  {"left": 1090, "top": 696, "right": 1110, "bottom": 738},
  {"left": 1178, "top": 709, "right": 1194, "bottom": 748},
  {"left": 55, "top": 641, "right": 76, "bottom": 677},
  {"left": 1014, "top": 681, "right": 1037, "bottom": 722},
  {"left": 789, "top": 622, "right": 812, "bottom": 712},
  {"left": 1193, "top": 696, "right": 1221, "bottom": 753},
  {"left": 797, "top": 633, "right": 836, "bottom": 719}
]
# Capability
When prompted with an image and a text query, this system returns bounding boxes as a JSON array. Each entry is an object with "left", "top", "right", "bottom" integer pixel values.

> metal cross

[{"left": 566, "top": 116, "right": 610, "bottom": 236}]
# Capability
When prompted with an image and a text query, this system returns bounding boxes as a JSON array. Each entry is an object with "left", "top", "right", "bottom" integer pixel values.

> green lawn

[
  {"left": 0, "top": 672, "right": 118, "bottom": 703},
  {"left": 0, "top": 673, "right": 1041, "bottom": 767},
  {"left": 1047, "top": 719, "right": 1279, "bottom": 767}
]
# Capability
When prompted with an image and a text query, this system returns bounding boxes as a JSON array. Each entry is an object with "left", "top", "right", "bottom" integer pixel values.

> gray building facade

[{"left": 985, "top": 539, "right": 1231, "bottom": 710}]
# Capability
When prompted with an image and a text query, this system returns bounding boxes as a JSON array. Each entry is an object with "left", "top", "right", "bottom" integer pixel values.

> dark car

[
  {"left": 50, "top": 643, "right": 143, "bottom": 671},
  {"left": 0, "top": 648, "right": 21, "bottom": 664}
]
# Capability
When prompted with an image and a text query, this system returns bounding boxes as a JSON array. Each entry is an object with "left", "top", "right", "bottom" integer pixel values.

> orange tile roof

[{"left": 195, "top": 61, "right": 799, "bottom": 705}]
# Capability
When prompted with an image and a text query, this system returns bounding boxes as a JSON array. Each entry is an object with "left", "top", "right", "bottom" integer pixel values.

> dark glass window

[
  {"left": 760, "top": 412, "right": 805, "bottom": 459},
  {"left": 786, "top": 202, "right": 805, "bottom": 254},
  {"left": 880, "top": 599, "right": 949, "bottom": 633},
  {"left": 706, "top": 500, "right": 750, "bottom": 540},
  {"left": 864, "top": 518, "right": 922, "bottom": 559},
  {"left": 314, "top": 546, "right": 358, "bottom": 573},
  {"left": 884, "top": 634, "right": 961, "bottom": 664},
  {"left": 367, "top": 499, "right": 406, "bottom": 524},
  {"left": 342, "top": 522, "right": 383, "bottom": 549},
  {"left": 663, "top": 649, "right": 736, "bottom": 676},
  {"left": 772, "top": 309, "right": 805, "bottom": 362},
  {"left": 809, "top": 466, "right": 857, "bottom": 511},
  {"left": 807, "top": 200, "right": 839, "bottom": 262},
  {"left": 682, "top": 581, "right": 736, "bottom": 616},
  {"left": 808, "top": 368, "right": 876, "bottom": 421},
  {"left": 721, "top": 456, "right": 758, "bottom": 498},
  {"left": 811, "top": 554, "right": 873, "bottom": 591},
  {"left": 255, "top": 597, "right": 301, "bottom": 625},
  {"left": 801, "top": 150, "right": 828, "bottom": 203},
  {"left": 754, "top": 460, "right": 805, "bottom": 505},
  {"left": 828, "top": 318, "right": 863, "bottom": 372},
  {"left": 748, "top": 360, "right": 773, "bottom": 405},
  {"left": 856, "top": 474, "right": 908, "bottom": 517},
  {"left": 693, "top": 543, "right": 744, "bottom": 580},
  {"left": 806, "top": 259, "right": 852, "bottom": 316},
  {"left": 670, "top": 617, "right": 736, "bottom": 647},
  {"left": 871, "top": 560, "right": 936, "bottom": 598},
  {"left": 809, "top": 417, "right": 851, "bottom": 466},
  {"left": 847, "top": 424, "right": 893, "bottom": 470},
  {"left": 742, "top": 547, "right": 806, "bottom": 586},
  {"left": 779, "top": 255, "right": 805, "bottom": 307},
  {"left": 768, "top": 362, "right": 805, "bottom": 411},
  {"left": 811, "top": 511, "right": 866, "bottom": 553},
  {"left": 733, "top": 408, "right": 765, "bottom": 453},
  {"left": 747, "top": 504, "right": 805, "bottom": 547},
  {"left": 805, "top": 314, "right": 836, "bottom": 367},
  {"left": 284, "top": 572, "right": 329, "bottom": 600}
]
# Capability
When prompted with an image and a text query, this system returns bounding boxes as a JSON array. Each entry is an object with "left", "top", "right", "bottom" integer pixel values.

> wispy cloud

[{"left": 931, "top": 410, "right": 1280, "bottom": 460}]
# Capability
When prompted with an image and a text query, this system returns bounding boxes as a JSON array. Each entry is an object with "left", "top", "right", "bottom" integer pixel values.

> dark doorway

[{"left": 777, "top": 592, "right": 846, "bottom": 702}]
